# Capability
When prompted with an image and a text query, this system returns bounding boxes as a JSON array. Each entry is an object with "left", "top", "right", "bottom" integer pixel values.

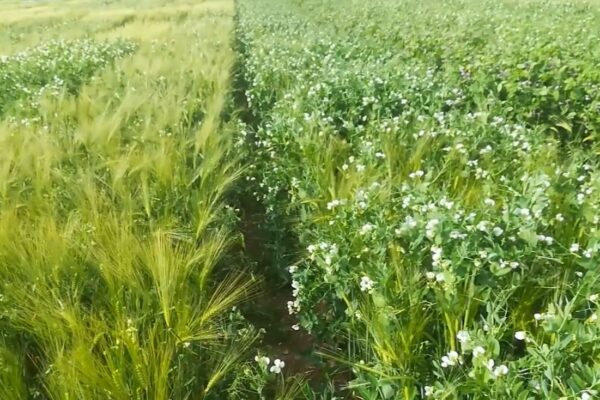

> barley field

[{"left": 2, "top": 0, "right": 600, "bottom": 399}]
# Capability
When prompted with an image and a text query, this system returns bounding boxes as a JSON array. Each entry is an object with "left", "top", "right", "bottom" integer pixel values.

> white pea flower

[
  {"left": 484, "top": 198, "right": 496, "bottom": 207},
  {"left": 356, "top": 164, "right": 366, "bottom": 172},
  {"left": 581, "top": 391, "right": 592, "bottom": 400},
  {"left": 476, "top": 221, "right": 489, "bottom": 232},
  {"left": 270, "top": 359, "right": 285, "bottom": 374},
  {"left": 493, "top": 364, "right": 509, "bottom": 377},
  {"left": 287, "top": 300, "right": 300, "bottom": 315},
  {"left": 360, "top": 276, "right": 375, "bottom": 292},
  {"left": 537, "top": 235, "right": 554, "bottom": 245},
  {"left": 450, "top": 230, "right": 465, "bottom": 239},
  {"left": 456, "top": 330, "right": 470, "bottom": 344},
  {"left": 486, "top": 359, "right": 495, "bottom": 371},
  {"left": 472, "top": 346, "right": 485, "bottom": 358},
  {"left": 327, "top": 199, "right": 342, "bottom": 210},
  {"left": 431, "top": 246, "right": 443, "bottom": 266},
  {"left": 425, "top": 271, "right": 436, "bottom": 280},
  {"left": 555, "top": 213, "right": 564, "bottom": 222},
  {"left": 409, "top": 170, "right": 424, "bottom": 179},
  {"left": 480, "top": 145, "right": 493, "bottom": 154},
  {"left": 291, "top": 280, "right": 301, "bottom": 297},
  {"left": 534, "top": 313, "right": 543, "bottom": 321},
  {"left": 291, "top": 324, "right": 300, "bottom": 331},
  {"left": 516, "top": 208, "right": 531, "bottom": 218},
  {"left": 441, "top": 351, "right": 460, "bottom": 368},
  {"left": 439, "top": 198, "right": 454, "bottom": 210},
  {"left": 492, "top": 226, "right": 504, "bottom": 236},
  {"left": 435, "top": 273, "right": 445, "bottom": 283},
  {"left": 254, "top": 355, "right": 270, "bottom": 367},
  {"left": 424, "top": 386, "right": 434, "bottom": 397},
  {"left": 570, "top": 243, "right": 580, "bottom": 253},
  {"left": 425, "top": 218, "right": 440, "bottom": 238},
  {"left": 584, "top": 249, "right": 593, "bottom": 258},
  {"left": 288, "top": 265, "right": 298, "bottom": 274},
  {"left": 588, "top": 294, "right": 598, "bottom": 302},
  {"left": 514, "top": 331, "right": 526, "bottom": 341},
  {"left": 405, "top": 216, "right": 418, "bottom": 229},
  {"left": 360, "top": 223, "right": 374, "bottom": 235}
]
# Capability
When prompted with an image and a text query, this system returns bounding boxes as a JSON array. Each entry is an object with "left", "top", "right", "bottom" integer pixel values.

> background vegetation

[{"left": 2, "top": 0, "right": 600, "bottom": 398}]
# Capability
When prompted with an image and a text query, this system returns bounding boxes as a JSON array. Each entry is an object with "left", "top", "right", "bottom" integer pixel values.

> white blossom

[
  {"left": 555, "top": 213, "right": 564, "bottom": 222},
  {"left": 360, "top": 223, "right": 374, "bottom": 235},
  {"left": 255, "top": 355, "right": 270, "bottom": 366},
  {"left": 515, "top": 331, "right": 526, "bottom": 341},
  {"left": 472, "top": 346, "right": 485, "bottom": 358},
  {"left": 581, "top": 391, "right": 592, "bottom": 400},
  {"left": 456, "top": 330, "right": 470, "bottom": 344},
  {"left": 270, "top": 359, "right": 285, "bottom": 374},
  {"left": 493, "top": 364, "right": 509, "bottom": 377},
  {"left": 424, "top": 386, "right": 434, "bottom": 397},
  {"left": 409, "top": 170, "right": 425, "bottom": 179},
  {"left": 441, "top": 351, "right": 460, "bottom": 368},
  {"left": 570, "top": 243, "right": 580, "bottom": 253},
  {"left": 360, "top": 276, "right": 375, "bottom": 292}
]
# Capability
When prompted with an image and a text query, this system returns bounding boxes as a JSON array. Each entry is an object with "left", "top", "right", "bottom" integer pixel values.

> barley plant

[{"left": 0, "top": 0, "right": 264, "bottom": 399}]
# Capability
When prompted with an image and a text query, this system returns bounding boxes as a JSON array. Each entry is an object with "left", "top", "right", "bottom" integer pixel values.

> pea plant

[{"left": 236, "top": 0, "right": 600, "bottom": 398}]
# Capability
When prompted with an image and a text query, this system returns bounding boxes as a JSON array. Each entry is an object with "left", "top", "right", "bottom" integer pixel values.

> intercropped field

[{"left": 1, "top": 0, "right": 600, "bottom": 399}]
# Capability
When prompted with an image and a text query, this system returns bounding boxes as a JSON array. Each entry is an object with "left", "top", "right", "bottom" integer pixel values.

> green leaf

[
  {"left": 381, "top": 384, "right": 395, "bottom": 399},
  {"left": 518, "top": 228, "right": 539, "bottom": 247}
]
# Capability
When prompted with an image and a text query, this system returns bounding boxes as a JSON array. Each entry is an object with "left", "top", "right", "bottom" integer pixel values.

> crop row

[
  {"left": 0, "top": 3, "right": 270, "bottom": 399},
  {"left": 237, "top": 0, "right": 600, "bottom": 398}
]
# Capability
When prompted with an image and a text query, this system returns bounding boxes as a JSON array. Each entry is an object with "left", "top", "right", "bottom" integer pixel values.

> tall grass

[{"left": 0, "top": 0, "right": 259, "bottom": 398}]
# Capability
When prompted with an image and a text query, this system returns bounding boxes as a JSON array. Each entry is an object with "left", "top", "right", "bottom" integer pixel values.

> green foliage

[
  {"left": 0, "top": 1, "right": 267, "bottom": 398},
  {"left": 0, "top": 39, "right": 136, "bottom": 117},
  {"left": 236, "top": 0, "right": 600, "bottom": 397}
]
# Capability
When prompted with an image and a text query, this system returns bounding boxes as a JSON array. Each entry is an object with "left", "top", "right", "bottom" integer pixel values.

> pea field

[{"left": 1, "top": 0, "right": 600, "bottom": 399}]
